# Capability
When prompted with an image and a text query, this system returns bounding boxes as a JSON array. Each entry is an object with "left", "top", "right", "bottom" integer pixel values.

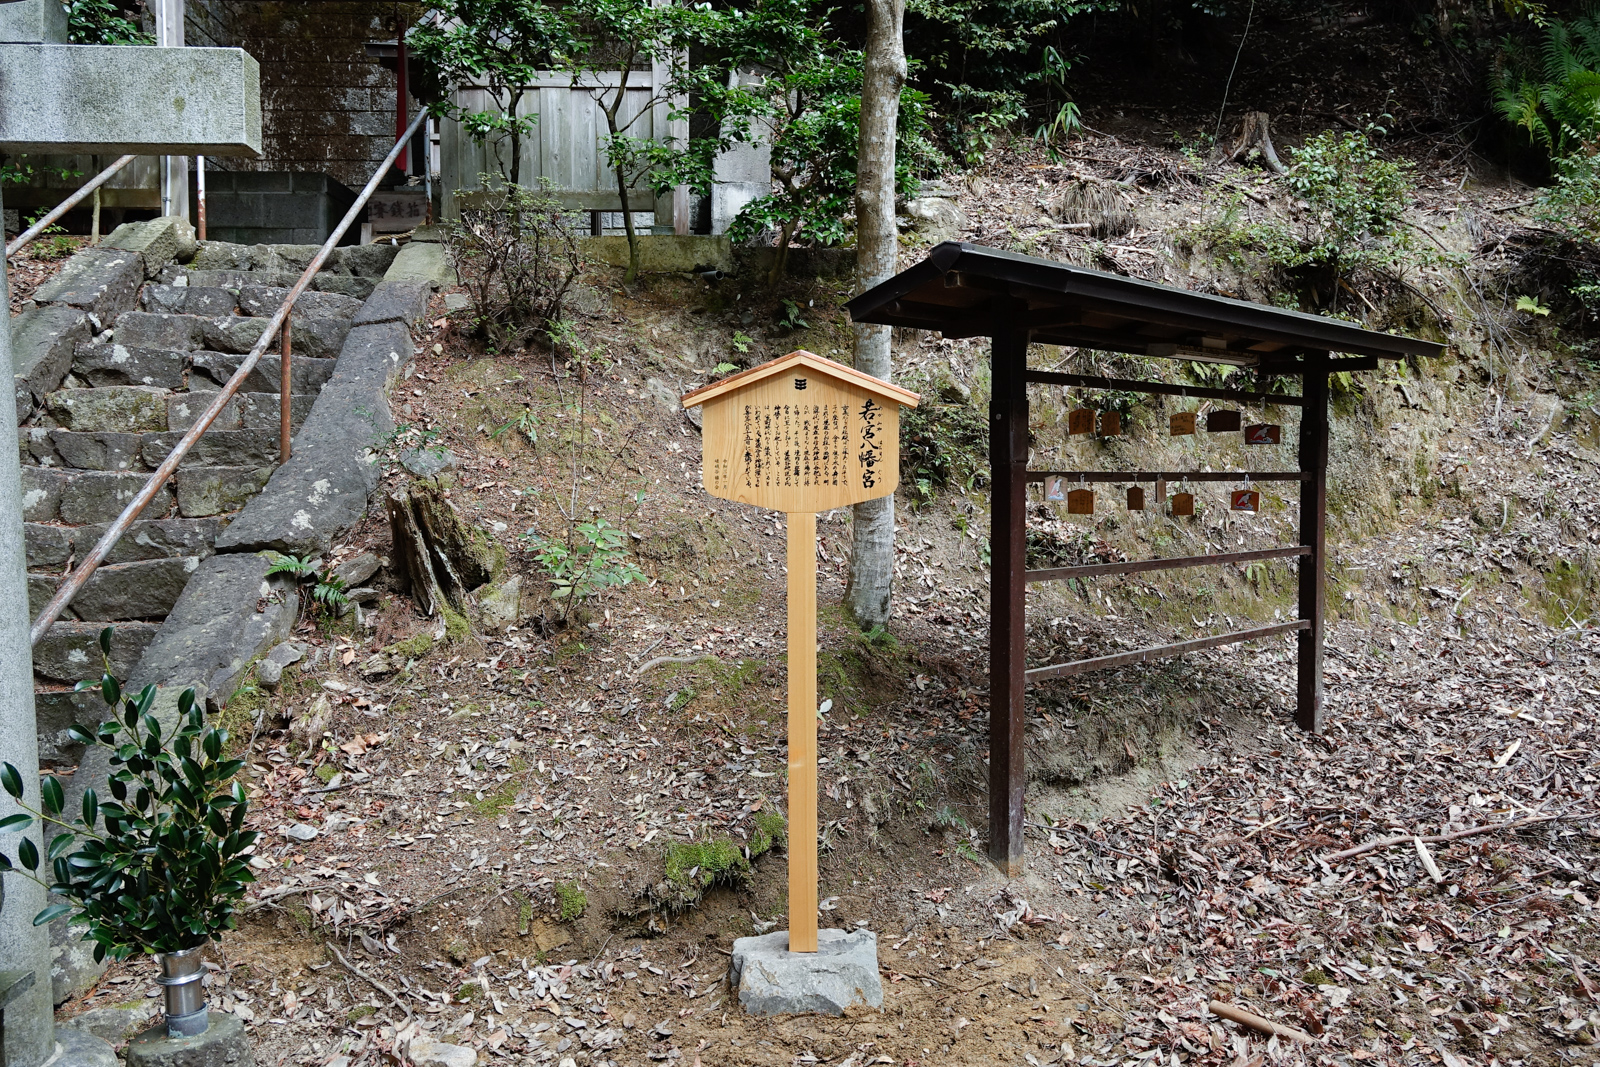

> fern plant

[
  {"left": 1492, "top": 11, "right": 1600, "bottom": 160},
  {"left": 261, "top": 553, "right": 351, "bottom": 618}
]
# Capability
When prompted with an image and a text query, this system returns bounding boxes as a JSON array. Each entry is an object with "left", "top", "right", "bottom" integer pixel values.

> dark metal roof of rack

[{"left": 844, "top": 242, "right": 1447, "bottom": 364}]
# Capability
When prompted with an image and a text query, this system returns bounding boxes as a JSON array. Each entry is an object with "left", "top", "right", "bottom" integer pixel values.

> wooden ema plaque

[
  {"left": 1098, "top": 411, "right": 1122, "bottom": 437},
  {"left": 1171, "top": 491, "right": 1195, "bottom": 517},
  {"left": 1067, "top": 488, "right": 1094, "bottom": 515},
  {"left": 682, "top": 351, "right": 917, "bottom": 953},
  {"left": 1231, "top": 489, "right": 1260, "bottom": 512},
  {"left": 1245, "top": 423, "right": 1281, "bottom": 445},
  {"left": 1170, "top": 412, "right": 1196, "bottom": 436},
  {"left": 1207, "top": 409, "right": 1242, "bottom": 433},
  {"left": 1127, "top": 486, "right": 1145, "bottom": 511},
  {"left": 1044, "top": 476, "right": 1066, "bottom": 502},
  {"left": 1068, "top": 408, "right": 1095, "bottom": 435}
]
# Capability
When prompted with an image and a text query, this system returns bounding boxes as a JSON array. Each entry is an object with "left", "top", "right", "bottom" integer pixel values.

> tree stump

[
  {"left": 1218, "top": 112, "right": 1287, "bottom": 175},
  {"left": 387, "top": 480, "right": 498, "bottom": 615}
]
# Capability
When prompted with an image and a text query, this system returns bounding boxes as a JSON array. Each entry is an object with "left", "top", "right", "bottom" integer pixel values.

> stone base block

[
  {"left": 126, "top": 1011, "right": 253, "bottom": 1067},
  {"left": 52, "top": 1025, "right": 118, "bottom": 1067},
  {"left": 728, "top": 929, "right": 882, "bottom": 1017}
]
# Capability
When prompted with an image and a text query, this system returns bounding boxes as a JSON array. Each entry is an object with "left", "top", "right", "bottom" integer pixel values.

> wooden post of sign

[
  {"left": 1296, "top": 352, "right": 1330, "bottom": 733},
  {"left": 988, "top": 315, "right": 1029, "bottom": 879},
  {"left": 680, "top": 350, "right": 919, "bottom": 952},
  {"left": 786, "top": 510, "right": 818, "bottom": 951}
]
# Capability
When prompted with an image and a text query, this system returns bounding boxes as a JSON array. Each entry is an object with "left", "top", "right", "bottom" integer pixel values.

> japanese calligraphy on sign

[
  {"left": 367, "top": 190, "right": 429, "bottom": 233},
  {"left": 682, "top": 350, "right": 919, "bottom": 514}
]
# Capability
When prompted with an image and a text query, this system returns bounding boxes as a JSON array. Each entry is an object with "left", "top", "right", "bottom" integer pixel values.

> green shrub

[
  {"left": 1492, "top": 11, "right": 1600, "bottom": 160},
  {"left": 0, "top": 631, "right": 256, "bottom": 962},
  {"left": 555, "top": 881, "right": 588, "bottom": 921}
]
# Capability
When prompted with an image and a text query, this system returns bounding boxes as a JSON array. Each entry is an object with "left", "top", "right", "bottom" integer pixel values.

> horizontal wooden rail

[
  {"left": 1025, "top": 370, "right": 1305, "bottom": 407},
  {"left": 1025, "top": 621, "right": 1309, "bottom": 681},
  {"left": 1027, "top": 545, "right": 1310, "bottom": 583},
  {"left": 1027, "top": 470, "right": 1309, "bottom": 483}
]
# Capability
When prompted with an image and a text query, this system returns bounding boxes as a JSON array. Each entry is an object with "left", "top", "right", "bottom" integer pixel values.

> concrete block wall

[{"left": 199, "top": 171, "right": 359, "bottom": 245}]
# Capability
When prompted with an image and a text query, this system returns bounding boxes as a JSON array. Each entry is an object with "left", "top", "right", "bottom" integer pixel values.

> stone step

[
  {"left": 114, "top": 309, "right": 350, "bottom": 360},
  {"left": 192, "top": 352, "right": 335, "bottom": 394},
  {"left": 21, "top": 428, "right": 282, "bottom": 471},
  {"left": 22, "top": 464, "right": 271, "bottom": 522},
  {"left": 141, "top": 284, "right": 238, "bottom": 318},
  {"left": 24, "top": 518, "right": 226, "bottom": 569},
  {"left": 189, "top": 240, "right": 399, "bottom": 278},
  {"left": 167, "top": 390, "right": 316, "bottom": 434},
  {"left": 34, "top": 620, "right": 160, "bottom": 683},
  {"left": 181, "top": 270, "right": 377, "bottom": 300},
  {"left": 28, "top": 556, "right": 198, "bottom": 621}
]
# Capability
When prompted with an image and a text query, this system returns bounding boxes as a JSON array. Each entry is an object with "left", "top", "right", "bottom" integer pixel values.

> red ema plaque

[
  {"left": 1244, "top": 423, "right": 1282, "bottom": 445},
  {"left": 1231, "top": 489, "right": 1260, "bottom": 512}
]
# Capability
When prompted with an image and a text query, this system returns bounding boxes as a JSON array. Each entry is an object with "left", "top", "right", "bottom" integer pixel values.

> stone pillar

[
  {"left": 0, "top": 179, "right": 58, "bottom": 1067},
  {"left": 157, "top": 0, "right": 191, "bottom": 222}
]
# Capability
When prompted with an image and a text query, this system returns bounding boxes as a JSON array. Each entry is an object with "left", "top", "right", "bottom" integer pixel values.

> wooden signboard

[
  {"left": 683, "top": 351, "right": 917, "bottom": 953},
  {"left": 1170, "top": 412, "right": 1196, "bottom": 436},
  {"left": 367, "top": 189, "right": 429, "bottom": 234},
  {"left": 1207, "top": 409, "right": 1242, "bottom": 433}
]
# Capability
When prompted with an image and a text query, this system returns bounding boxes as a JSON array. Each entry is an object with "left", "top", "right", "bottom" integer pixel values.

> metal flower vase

[{"left": 155, "top": 946, "right": 209, "bottom": 1037}]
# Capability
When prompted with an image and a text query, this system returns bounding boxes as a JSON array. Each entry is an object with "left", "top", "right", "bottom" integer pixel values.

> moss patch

[
  {"left": 555, "top": 881, "right": 587, "bottom": 922},
  {"left": 642, "top": 813, "right": 789, "bottom": 914}
]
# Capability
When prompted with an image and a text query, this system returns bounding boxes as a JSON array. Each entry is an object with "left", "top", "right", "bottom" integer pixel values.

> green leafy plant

[
  {"left": 491, "top": 408, "right": 542, "bottom": 444},
  {"left": 0, "top": 630, "right": 256, "bottom": 961},
  {"left": 66, "top": 0, "right": 153, "bottom": 44},
  {"left": 775, "top": 299, "right": 809, "bottom": 332},
  {"left": 730, "top": 331, "right": 754, "bottom": 354},
  {"left": 1517, "top": 294, "right": 1553, "bottom": 315},
  {"left": 1492, "top": 10, "right": 1600, "bottom": 161},
  {"left": 524, "top": 519, "right": 644, "bottom": 620},
  {"left": 262, "top": 553, "right": 351, "bottom": 616},
  {"left": 713, "top": 362, "right": 739, "bottom": 375}
]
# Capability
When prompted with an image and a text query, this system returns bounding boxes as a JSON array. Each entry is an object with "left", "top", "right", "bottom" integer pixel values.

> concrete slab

[
  {"left": 728, "top": 929, "right": 882, "bottom": 1016},
  {"left": 0, "top": 44, "right": 261, "bottom": 156}
]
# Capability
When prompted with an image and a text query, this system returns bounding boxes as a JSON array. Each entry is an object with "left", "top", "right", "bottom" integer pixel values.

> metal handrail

[
  {"left": 29, "top": 111, "right": 428, "bottom": 647},
  {"left": 4, "top": 155, "right": 137, "bottom": 258}
]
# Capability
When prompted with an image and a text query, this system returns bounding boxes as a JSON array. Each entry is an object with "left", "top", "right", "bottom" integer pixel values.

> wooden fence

[{"left": 438, "top": 66, "right": 688, "bottom": 229}]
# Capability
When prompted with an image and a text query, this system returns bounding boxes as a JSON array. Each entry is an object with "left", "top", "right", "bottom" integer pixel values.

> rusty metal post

[
  {"left": 988, "top": 310, "right": 1030, "bottom": 878},
  {"left": 279, "top": 322, "right": 292, "bottom": 461},
  {"left": 196, "top": 156, "right": 207, "bottom": 241}
]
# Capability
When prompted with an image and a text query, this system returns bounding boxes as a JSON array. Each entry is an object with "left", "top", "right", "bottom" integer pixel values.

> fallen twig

[
  {"left": 329, "top": 943, "right": 413, "bottom": 1026},
  {"left": 1207, "top": 1000, "right": 1313, "bottom": 1044},
  {"left": 1323, "top": 813, "right": 1576, "bottom": 864},
  {"left": 634, "top": 654, "right": 720, "bottom": 677}
]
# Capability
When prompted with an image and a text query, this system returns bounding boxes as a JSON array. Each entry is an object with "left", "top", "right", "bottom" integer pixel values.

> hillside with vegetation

[{"left": 16, "top": 2, "right": 1600, "bottom": 1065}]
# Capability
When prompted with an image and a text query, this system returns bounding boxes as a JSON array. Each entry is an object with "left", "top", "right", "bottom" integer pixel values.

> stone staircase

[{"left": 15, "top": 220, "right": 400, "bottom": 766}]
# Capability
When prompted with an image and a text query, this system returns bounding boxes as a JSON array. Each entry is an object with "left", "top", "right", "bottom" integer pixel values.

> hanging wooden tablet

[
  {"left": 1127, "top": 486, "right": 1146, "bottom": 511},
  {"left": 1045, "top": 475, "right": 1066, "bottom": 502},
  {"left": 1153, "top": 479, "right": 1168, "bottom": 505},
  {"left": 1244, "top": 423, "right": 1281, "bottom": 445},
  {"left": 1099, "top": 410, "right": 1122, "bottom": 437},
  {"left": 1207, "top": 409, "right": 1242, "bottom": 433},
  {"left": 1069, "top": 408, "right": 1095, "bottom": 435},
  {"left": 1067, "top": 488, "right": 1095, "bottom": 515},
  {"left": 1231, "top": 489, "right": 1260, "bottom": 512},
  {"left": 1170, "top": 412, "right": 1196, "bottom": 436},
  {"left": 1171, "top": 491, "right": 1195, "bottom": 517}
]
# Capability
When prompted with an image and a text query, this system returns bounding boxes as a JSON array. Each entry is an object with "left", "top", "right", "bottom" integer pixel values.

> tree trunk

[
  {"left": 845, "top": 0, "right": 906, "bottom": 630},
  {"left": 617, "top": 166, "right": 640, "bottom": 284},
  {"left": 1219, "top": 111, "right": 1287, "bottom": 175}
]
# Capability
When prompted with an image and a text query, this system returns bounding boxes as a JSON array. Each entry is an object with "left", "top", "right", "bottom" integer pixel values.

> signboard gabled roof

[
  {"left": 681, "top": 349, "right": 920, "bottom": 409},
  {"left": 843, "top": 242, "right": 1446, "bottom": 364}
]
